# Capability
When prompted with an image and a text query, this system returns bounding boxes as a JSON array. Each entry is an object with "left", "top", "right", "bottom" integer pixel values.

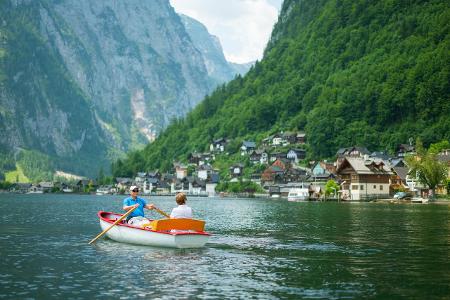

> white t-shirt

[{"left": 170, "top": 204, "right": 193, "bottom": 219}]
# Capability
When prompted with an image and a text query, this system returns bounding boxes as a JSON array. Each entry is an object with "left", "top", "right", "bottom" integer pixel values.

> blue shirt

[{"left": 123, "top": 196, "right": 147, "bottom": 218}]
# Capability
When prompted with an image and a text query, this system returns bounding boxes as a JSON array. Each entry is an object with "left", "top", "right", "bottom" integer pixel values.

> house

[
  {"left": 198, "top": 164, "right": 213, "bottom": 180},
  {"left": 116, "top": 177, "right": 133, "bottom": 192},
  {"left": 284, "top": 167, "right": 308, "bottom": 183},
  {"left": 210, "top": 138, "right": 228, "bottom": 152},
  {"left": 147, "top": 170, "right": 161, "bottom": 179},
  {"left": 286, "top": 149, "right": 306, "bottom": 163},
  {"left": 370, "top": 151, "right": 391, "bottom": 161},
  {"left": 396, "top": 144, "right": 415, "bottom": 157},
  {"left": 171, "top": 178, "right": 190, "bottom": 194},
  {"left": 437, "top": 150, "right": 450, "bottom": 194},
  {"left": 174, "top": 162, "right": 188, "bottom": 179},
  {"left": 206, "top": 173, "right": 220, "bottom": 196},
  {"left": 77, "top": 179, "right": 97, "bottom": 192},
  {"left": 249, "top": 150, "right": 262, "bottom": 164},
  {"left": 39, "top": 182, "right": 54, "bottom": 193},
  {"left": 272, "top": 158, "right": 291, "bottom": 171},
  {"left": 155, "top": 181, "right": 171, "bottom": 195},
  {"left": 199, "top": 153, "right": 213, "bottom": 165},
  {"left": 296, "top": 132, "right": 306, "bottom": 144},
  {"left": 271, "top": 133, "right": 284, "bottom": 146},
  {"left": 188, "top": 152, "right": 202, "bottom": 165},
  {"left": 261, "top": 166, "right": 285, "bottom": 183},
  {"left": 143, "top": 177, "right": 159, "bottom": 194},
  {"left": 391, "top": 166, "right": 409, "bottom": 191},
  {"left": 282, "top": 132, "right": 297, "bottom": 144},
  {"left": 229, "top": 163, "right": 244, "bottom": 177},
  {"left": 336, "top": 146, "right": 371, "bottom": 169},
  {"left": 241, "top": 141, "right": 256, "bottom": 155},
  {"left": 336, "top": 146, "right": 371, "bottom": 158},
  {"left": 11, "top": 183, "right": 30, "bottom": 193},
  {"left": 269, "top": 151, "right": 287, "bottom": 162},
  {"left": 336, "top": 157, "right": 392, "bottom": 201},
  {"left": 311, "top": 161, "right": 335, "bottom": 176},
  {"left": 189, "top": 177, "right": 206, "bottom": 195}
]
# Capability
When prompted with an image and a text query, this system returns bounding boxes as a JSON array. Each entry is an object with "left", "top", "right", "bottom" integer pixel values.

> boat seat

[{"left": 143, "top": 218, "right": 205, "bottom": 232}]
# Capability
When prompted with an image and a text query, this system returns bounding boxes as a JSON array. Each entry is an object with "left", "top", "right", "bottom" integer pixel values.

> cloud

[{"left": 170, "top": 0, "right": 281, "bottom": 64}]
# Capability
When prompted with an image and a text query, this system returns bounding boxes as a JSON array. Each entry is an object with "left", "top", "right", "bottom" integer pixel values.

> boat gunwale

[{"left": 98, "top": 211, "right": 211, "bottom": 236}]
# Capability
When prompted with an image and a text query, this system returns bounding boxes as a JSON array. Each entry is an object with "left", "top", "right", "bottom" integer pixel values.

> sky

[{"left": 170, "top": 0, "right": 283, "bottom": 64}]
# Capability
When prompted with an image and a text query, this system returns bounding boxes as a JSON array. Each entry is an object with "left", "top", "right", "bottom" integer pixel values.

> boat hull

[{"left": 98, "top": 212, "right": 210, "bottom": 248}]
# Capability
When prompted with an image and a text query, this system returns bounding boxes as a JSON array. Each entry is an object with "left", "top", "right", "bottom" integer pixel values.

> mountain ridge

[{"left": 113, "top": 0, "right": 450, "bottom": 176}]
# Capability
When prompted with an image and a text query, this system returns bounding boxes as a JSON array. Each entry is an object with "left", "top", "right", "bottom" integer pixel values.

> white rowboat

[{"left": 97, "top": 211, "right": 210, "bottom": 248}]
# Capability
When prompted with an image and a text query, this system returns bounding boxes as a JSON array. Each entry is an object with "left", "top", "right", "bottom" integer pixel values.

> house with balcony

[{"left": 336, "top": 157, "right": 392, "bottom": 201}]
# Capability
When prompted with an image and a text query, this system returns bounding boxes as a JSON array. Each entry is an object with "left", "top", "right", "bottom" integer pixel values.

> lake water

[{"left": 0, "top": 194, "right": 449, "bottom": 299}]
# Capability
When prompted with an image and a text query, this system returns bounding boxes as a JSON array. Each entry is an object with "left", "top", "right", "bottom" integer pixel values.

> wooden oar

[
  {"left": 88, "top": 206, "right": 137, "bottom": 245},
  {"left": 152, "top": 206, "right": 170, "bottom": 218}
]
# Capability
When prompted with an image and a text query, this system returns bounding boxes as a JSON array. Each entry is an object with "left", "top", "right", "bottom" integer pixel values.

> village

[{"left": 7, "top": 132, "right": 450, "bottom": 202}]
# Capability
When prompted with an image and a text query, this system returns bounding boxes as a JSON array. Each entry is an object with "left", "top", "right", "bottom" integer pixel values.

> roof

[
  {"left": 336, "top": 146, "right": 370, "bottom": 156},
  {"left": 116, "top": 177, "right": 132, "bottom": 184},
  {"left": 269, "top": 166, "right": 284, "bottom": 173},
  {"left": 242, "top": 141, "right": 256, "bottom": 148},
  {"left": 147, "top": 178, "right": 159, "bottom": 184},
  {"left": 208, "top": 173, "right": 220, "bottom": 183},
  {"left": 198, "top": 164, "right": 213, "bottom": 171},
  {"left": 437, "top": 154, "right": 450, "bottom": 164},
  {"left": 392, "top": 167, "right": 409, "bottom": 180},
  {"left": 370, "top": 151, "right": 391, "bottom": 160},
  {"left": 340, "top": 157, "right": 392, "bottom": 175}
]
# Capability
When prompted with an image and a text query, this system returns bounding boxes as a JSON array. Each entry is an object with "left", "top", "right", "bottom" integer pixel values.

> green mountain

[{"left": 113, "top": 0, "right": 450, "bottom": 176}]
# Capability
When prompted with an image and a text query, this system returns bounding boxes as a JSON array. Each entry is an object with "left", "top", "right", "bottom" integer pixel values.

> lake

[{"left": 0, "top": 194, "right": 449, "bottom": 299}]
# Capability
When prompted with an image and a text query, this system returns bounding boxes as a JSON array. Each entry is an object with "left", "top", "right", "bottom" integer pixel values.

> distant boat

[
  {"left": 287, "top": 187, "right": 309, "bottom": 202},
  {"left": 27, "top": 190, "right": 44, "bottom": 194},
  {"left": 95, "top": 187, "right": 111, "bottom": 195},
  {"left": 62, "top": 188, "right": 73, "bottom": 193}
]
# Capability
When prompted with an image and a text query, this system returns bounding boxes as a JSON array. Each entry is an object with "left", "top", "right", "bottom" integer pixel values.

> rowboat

[{"left": 97, "top": 211, "right": 210, "bottom": 248}]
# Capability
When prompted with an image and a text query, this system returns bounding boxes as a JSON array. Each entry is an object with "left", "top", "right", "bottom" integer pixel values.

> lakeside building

[{"left": 336, "top": 157, "right": 392, "bottom": 201}]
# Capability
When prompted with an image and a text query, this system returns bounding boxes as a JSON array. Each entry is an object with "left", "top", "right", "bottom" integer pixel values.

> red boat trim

[{"left": 97, "top": 211, "right": 211, "bottom": 236}]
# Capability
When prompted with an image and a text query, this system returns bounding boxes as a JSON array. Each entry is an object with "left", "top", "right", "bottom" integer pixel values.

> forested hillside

[{"left": 113, "top": 0, "right": 450, "bottom": 176}]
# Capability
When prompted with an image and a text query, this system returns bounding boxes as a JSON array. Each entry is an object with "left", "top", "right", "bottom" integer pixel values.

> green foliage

[
  {"left": 114, "top": 0, "right": 450, "bottom": 177},
  {"left": 17, "top": 150, "right": 54, "bottom": 182},
  {"left": 324, "top": 179, "right": 340, "bottom": 196},
  {"left": 0, "top": 181, "right": 13, "bottom": 190},
  {"left": 406, "top": 140, "right": 448, "bottom": 197},
  {"left": 216, "top": 180, "right": 264, "bottom": 194},
  {"left": 428, "top": 140, "right": 450, "bottom": 155}
]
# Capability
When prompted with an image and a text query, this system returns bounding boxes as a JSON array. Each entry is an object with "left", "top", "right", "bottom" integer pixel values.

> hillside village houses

[{"left": 7, "top": 130, "right": 449, "bottom": 199}]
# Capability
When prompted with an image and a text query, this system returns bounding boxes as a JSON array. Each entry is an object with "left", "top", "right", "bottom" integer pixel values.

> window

[
  {"left": 380, "top": 185, "right": 383, "bottom": 190},
  {"left": 373, "top": 185, "right": 377, "bottom": 189},
  {"left": 352, "top": 185, "right": 358, "bottom": 190},
  {"left": 360, "top": 185, "right": 364, "bottom": 190}
]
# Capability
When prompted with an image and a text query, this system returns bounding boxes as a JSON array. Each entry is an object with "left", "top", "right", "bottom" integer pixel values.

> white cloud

[{"left": 170, "top": 0, "right": 282, "bottom": 64}]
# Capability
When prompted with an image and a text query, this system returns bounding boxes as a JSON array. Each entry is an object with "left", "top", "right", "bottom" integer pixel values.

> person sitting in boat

[
  {"left": 123, "top": 185, "right": 154, "bottom": 226},
  {"left": 170, "top": 192, "right": 193, "bottom": 219}
]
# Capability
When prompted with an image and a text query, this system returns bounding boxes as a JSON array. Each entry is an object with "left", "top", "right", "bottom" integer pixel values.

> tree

[
  {"left": 406, "top": 153, "right": 448, "bottom": 199},
  {"left": 324, "top": 179, "right": 340, "bottom": 198}
]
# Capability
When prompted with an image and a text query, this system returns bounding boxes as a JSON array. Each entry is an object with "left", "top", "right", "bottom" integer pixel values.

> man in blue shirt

[{"left": 123, "top": 185, "right": 155, "bottom": 222}]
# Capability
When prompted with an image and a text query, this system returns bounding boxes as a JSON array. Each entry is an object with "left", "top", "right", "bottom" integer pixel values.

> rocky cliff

[{"left": 0, "top": 0, "right": 247, "bottom": 178}]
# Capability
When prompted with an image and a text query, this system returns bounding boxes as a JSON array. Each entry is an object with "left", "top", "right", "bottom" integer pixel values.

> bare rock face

[
  {"left": 0, "top": 0, "right": 249, "bottom": 176},
  {"left": 40, "top": 0, "right": 214, "bottom": 145}
]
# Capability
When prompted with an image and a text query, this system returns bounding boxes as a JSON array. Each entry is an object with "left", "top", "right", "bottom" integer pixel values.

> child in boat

[{"left": 170, "top": 192, "right": 193, "bottom": 219}]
